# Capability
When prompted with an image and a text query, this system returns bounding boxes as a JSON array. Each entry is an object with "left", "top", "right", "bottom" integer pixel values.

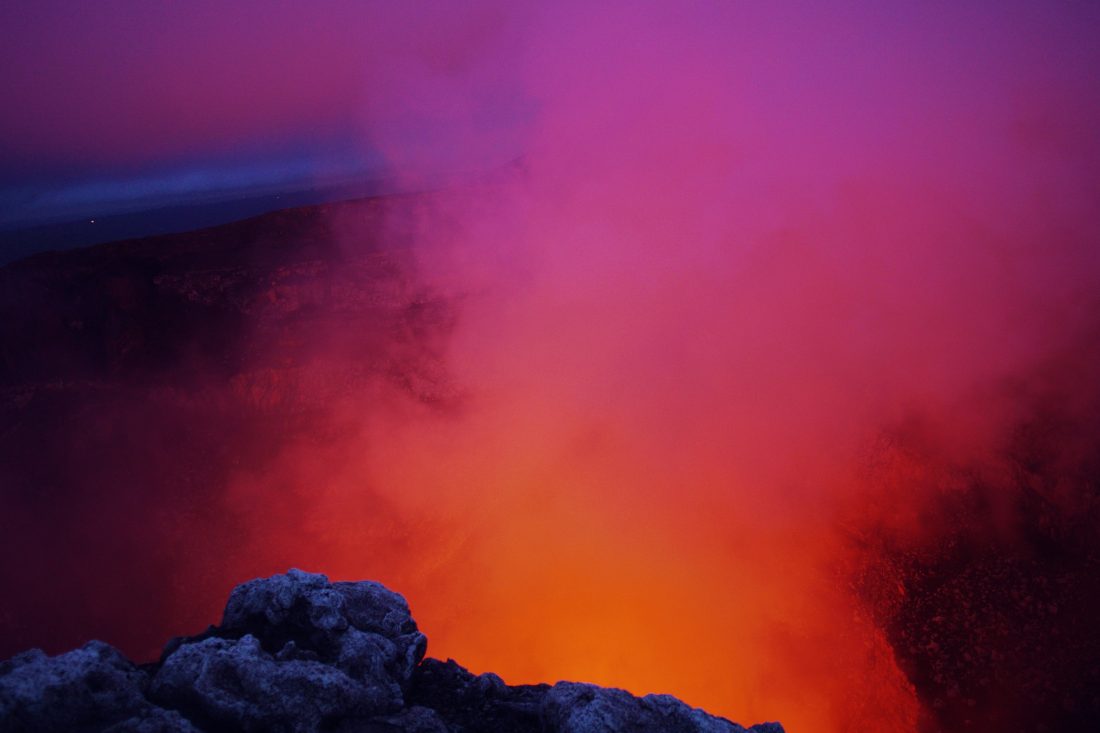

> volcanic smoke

[{"left": 2, "top": 3, "right": 1099, "bottom": 731}]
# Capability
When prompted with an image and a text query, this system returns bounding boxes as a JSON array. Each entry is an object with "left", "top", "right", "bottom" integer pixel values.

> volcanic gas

[{"left": 3, "top": 3, "right": 1100, "bottom": 732}]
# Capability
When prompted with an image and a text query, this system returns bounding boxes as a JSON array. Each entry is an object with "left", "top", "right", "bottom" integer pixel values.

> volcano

[{"left": 1, "top": 194, "right": 1099, "bottom": 732}]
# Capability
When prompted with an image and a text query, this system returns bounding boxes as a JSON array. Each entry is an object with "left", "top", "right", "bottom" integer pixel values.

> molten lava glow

[
  {"left": 3, "top": 2, "right": 1100, "bottom": 731},
  {"left": 204, "top": 2, "right": 1099, "bottom": 718}
]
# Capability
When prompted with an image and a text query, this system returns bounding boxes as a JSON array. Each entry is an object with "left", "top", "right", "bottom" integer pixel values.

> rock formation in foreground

[{"left": 0, "top": 570, "right": 784, "bottom": 733}]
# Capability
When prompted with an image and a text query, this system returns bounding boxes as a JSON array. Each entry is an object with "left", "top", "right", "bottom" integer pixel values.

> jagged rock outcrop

[
  {"left": 0, "top": 570, "right": 783, "bottom": 733},
  {"left": 0, "top": 642, "right": 200, "bottom": 732}
]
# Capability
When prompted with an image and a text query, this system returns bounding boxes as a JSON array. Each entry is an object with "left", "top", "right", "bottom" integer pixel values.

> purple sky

[
  {"left": 1, "top": 0, "right": 1097, "bottom": 230},
  {"left": 0, "top": 1, "right": 532, "bottom": 227}
]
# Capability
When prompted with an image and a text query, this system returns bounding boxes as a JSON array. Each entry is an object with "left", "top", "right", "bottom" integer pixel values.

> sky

[
  {"left": 1, "top": 0, "right": 1097, "bottom": 231},
  {"left": 0, "top": 1, "right": 533, "bottom": 228},
  {"left": 3, "top": 0, "right": 1098, "bottom": 230}
]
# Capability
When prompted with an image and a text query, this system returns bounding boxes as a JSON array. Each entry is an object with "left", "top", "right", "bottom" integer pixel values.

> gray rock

[
  {"left": 331, "top": 579, "right": 427, "bottom": 684},
  {"left": 0, "top": 641, "right": 165, "bottom": 733},
  {"left": 335, "top": 627, "right": 403, "bottom": 698},
  {"left": 222, "top": 569, "right": 331, "bottom": 630},
  {"left": 541, "top": 682, "right": 780, "bottom": 733},
  {"left": 217, "top": 569, "right": 426, "bottom": 689},
  {"left": 1, "top": 571, "right": 784, "bottom": 733},
  {"left": 102, "top": 707, "right": 201, "bottom": 732},
  {"left": 150, "top": 634, "right": 396, "bottom": 732},
  {"left": 335, "top": 706, "right": 450, "bottom": 733}
]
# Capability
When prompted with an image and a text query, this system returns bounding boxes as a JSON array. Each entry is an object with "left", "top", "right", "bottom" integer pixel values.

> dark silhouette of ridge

[{"left": 0, "top": 570, "right": 786, "bottom": 733}]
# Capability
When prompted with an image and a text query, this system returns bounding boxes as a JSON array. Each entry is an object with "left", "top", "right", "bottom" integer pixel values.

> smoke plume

[{"left": 3, "top": 3, "right": 1100, "bottom": 731}]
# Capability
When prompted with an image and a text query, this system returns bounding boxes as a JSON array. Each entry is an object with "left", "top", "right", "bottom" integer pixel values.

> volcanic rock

[
  {"left": 0, "top": 570, "right": 783, "bottom": 733},
  {"left": 0, "top": 642, "right": 199, "bottom": 733}
]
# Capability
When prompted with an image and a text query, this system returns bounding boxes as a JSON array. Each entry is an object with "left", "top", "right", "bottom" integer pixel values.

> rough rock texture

[
  {"left": 406, "top": 659, "right": 783, "bottom": 733},
  {"left": 0, "top": 642, "right": 199, "bottom": 733},
  {"left": 0, "top": 570, "right": 783, "bottom": 733}
]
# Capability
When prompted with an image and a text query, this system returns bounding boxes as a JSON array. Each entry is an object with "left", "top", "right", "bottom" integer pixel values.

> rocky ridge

[{"left": 0, "top": 570, "right": 783, "bottom": 733}]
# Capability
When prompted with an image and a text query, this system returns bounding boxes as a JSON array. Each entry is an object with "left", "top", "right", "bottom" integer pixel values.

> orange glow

[
  {"left": 190, "top": 7, "right": 1100, "bottom": 724},
  {"left": 4, "top": 4, "right": 1100, "bottom": 732}
]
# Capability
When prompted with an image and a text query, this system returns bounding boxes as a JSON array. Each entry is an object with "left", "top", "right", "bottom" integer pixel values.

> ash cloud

[
  {"left": 3, "top": 2, "right": 1100, "bottom": 732},
  {"left": 342, "top": 2, "right": 1100, "bottom": 729}
]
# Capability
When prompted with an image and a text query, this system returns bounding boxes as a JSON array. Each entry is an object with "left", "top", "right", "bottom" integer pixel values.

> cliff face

[
  {"left": 0, "top": 193, "right": 452, "bottom": 412},
  {"left": 0, "top": 195, "right": 457, "bottom": 661},
  {"left": 0, "top": 570, "right": 785, "bottom": 733}
]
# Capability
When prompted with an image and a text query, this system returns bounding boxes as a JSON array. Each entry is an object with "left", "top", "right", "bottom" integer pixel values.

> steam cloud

[{"left": 3, "top": 3, "right": 1100, "bottom": 731}]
